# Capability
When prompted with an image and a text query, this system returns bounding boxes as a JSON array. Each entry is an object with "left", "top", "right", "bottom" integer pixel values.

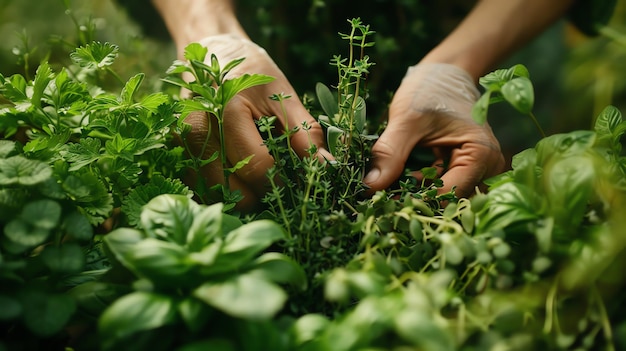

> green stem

[{"left": 528, "top": 111, "right": 546, "bottom": 138}]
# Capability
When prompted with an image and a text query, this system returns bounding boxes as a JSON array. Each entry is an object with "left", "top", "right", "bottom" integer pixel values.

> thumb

[{"left": 363, "top": 122, "right": 415, "bottom": 193}]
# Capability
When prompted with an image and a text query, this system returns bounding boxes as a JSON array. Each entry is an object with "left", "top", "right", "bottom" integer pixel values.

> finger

[
  {"left": 182, "top": 111, "right": 260, "bottom": 211},
  {"left": 438, "top": 142, "right": 504, "bottom": 198},
  {"left": 281, "top": 97, "right": 334, "bottom": 162},
  {"left": 363, "top": 117, "right": 419, "bottom": 193},
  {"left": 222, "top": 96, "right": 275, "bottom": 199}
]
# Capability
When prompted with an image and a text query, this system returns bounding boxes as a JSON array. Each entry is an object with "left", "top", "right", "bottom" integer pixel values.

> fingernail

[{"left": 363, "top": 168, "right": 380, "bottom": 185}]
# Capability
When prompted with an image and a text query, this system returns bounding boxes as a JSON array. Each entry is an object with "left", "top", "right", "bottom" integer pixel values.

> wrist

[{"left": 151, "top": 0, "right": 249, "bottom": 58}]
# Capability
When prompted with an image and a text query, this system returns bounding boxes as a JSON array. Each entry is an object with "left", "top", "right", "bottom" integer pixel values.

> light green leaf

[
  {"left": 0, "top": 156, "right": 52, "bottom": 185},
  {"left": 0, "top": 140, "right": 16, "bottom": 158},
  {"left": 103, "top": 228, "right": 145, "bottom": 268},
  {"left": 594, "top": 105, "right": 625, "bottom": 147},
  {"left": 61, "top": 138, "right": 102, "bottom": 171},
  {"left": 99, "top": 291, "right": 177, "bottom": 342},
  {"left": 193, "top": 273, "right": 286, "bottom": 319},
  {"left": 221, "top": 74, "right": 275, "bottom": 106},
  {"left": 70, "top": 42, "right": 119, "bottom": 69},
  {"left": 139, "top": 93, "right": 169, "bottom": 114},
  {"left": 22, "top": 199, "right": 62, "bottom": 229},
  {"left": 186, "top": 202, "right": 225, "bottom": 252},
  {"left": 221, "top": 220, "right": 285, "bottom": 258},
  {"left": 121, "top": 73, "right": 144, "bottom": 105},
  {"left": 140, "top": 194, "right": 201, "bottom": 244},
  {"left": 354, "top": 96, "right": 367, "bottom": 133},
  {"left": 315, "top": 82, "right": 338, "bottom": 119},
  {"left": 471, "top": 91, "right": 491, "bottom": 124},
  {"left": 501, "top": 77, "right": 534, "bottom": 114},
  {"left": 184, "top": 43, "right": 208, "bottom": 62},
  {"left": 327, "top": 125, "right": 344, "bottom": 156},
  {"left": 126, "top": 238, "right": 193, "bottom": 286},
  {"left": 176, "top": 339, "right": 236, "bottom": 351},
  {"left": 251, "top": 252, "right": 308, "bottom": 291},
  {"left": 32, "top": 61, "right": 53, "bottom": 110},
  {"left": 224, "top": 154, "right": 254, "bottom": 174},
  {"left": 4, "top": 219, "right": 50, "bottom": 248}
]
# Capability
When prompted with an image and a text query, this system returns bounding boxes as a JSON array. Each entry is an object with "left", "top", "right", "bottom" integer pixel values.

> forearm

[
  {"left": 420, "top": 0, "right": 575, "bottom": 81},
  {"left": 151, "top": 0, "right": 248, "bottom": 57}
]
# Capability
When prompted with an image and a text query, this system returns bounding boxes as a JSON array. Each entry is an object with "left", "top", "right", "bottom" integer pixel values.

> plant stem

[{"left": 528, "top": 112, "right": 546, "bottom": 138}]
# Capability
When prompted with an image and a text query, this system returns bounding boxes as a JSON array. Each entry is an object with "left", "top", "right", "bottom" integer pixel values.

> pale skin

[{"left": 152, "top": 0, "right": 575, "bottom": 209}]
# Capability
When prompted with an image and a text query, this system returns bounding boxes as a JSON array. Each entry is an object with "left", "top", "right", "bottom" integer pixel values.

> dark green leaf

[
  {"left": 122, "top": 176, "right": 192, "bottom": 227},
  {"left": 20, "top": 290, "right": 76, "bottom": 337},
  {"left": 62, "top": 210, "right": 94, "bottom": 241},
  {"left": 0, "top": 295, "right": 21, "bottom": 320},
  {"left": 177, "top": 297, "right": 212, "bottom": 333},
  {"left": 193, "top": 273, "right": 286, "bottom": 319},
  {"left": 501, "top": 77, "right": 534, "bottom": 114},
  {"left": 99, "top": 291, "right": 177, "bottom": 342},
  {"left": 31, "top": 61, "right": 53, "bottom": 110},
  {"left": 61, "top": 138, "right": 102, "bottom": 171},
  {"left": 176, "top": 339, "right": 236, "bottom": 351},
  {"left": 40, "top": 243, "right": 85, "bottom": 274}
]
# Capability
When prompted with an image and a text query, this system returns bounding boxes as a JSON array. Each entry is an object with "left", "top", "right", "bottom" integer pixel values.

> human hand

[
  {"left": 363, "top": 63, "right": 505, "bottom": 198},
  {"left": 182, "top": 35, "right": 332, "bottom": 211}
]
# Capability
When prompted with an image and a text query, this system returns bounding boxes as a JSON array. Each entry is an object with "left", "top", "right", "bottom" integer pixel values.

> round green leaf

[
  {"left": 193, "top": 273, "right": 286, "bottom": 320},
  {"left": 0, "top": 156, "right": 52, "bottom": 185},
  {"left": 23, "top": 199, "right": 62, "bottom": 229},
  {"left": 501, "top": 77, "right": 534, "bottom": 114},
  {"left": 99, "top": 291, "right": 176, "bottom": 342},
  {"left": 20, "top": 290, "right": 76, "bottom": 337},
  {"left": 62, "top": 210, "right": 94, "bottom": 241},
  {"left": 0, "top": 295, "right": 22, "bottom": 320},
  {"left": 40, "top": 243, "right": 85, "bottom": 274},
  {"left": 126, "top": 238, "right": 192, "bottom": 286},
  {"left": 4, "top": 219, "right": 50, "bottom": 248}
]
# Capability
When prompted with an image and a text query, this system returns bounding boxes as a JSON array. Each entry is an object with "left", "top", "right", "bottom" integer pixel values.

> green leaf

[
  {"left": 176, "top": 339, "right": 236, "bottom": 351},
  {"left": 40, "top": 243, "right": 85, "bottom": 274},
  {"left": 0, "top": 156, "right": 52, "bottom": 185},
  {"left": 186, "top": 202, "right": 225, "bottom": 252},
  {"left": 471, "top": 91, "right": 491, "bottom": 124},
  {"left": 220, "top": 74, "right": 275, "bottom": 106},
  {"left": 70, "top": 42, "right": 119, "bottom": 69},
  {"left": 594, "top": 105, "right": 625, "bottom": 147},
  {"left": 61, "top": 138, "right": 102, "bottom": 171},
  {"left": 193, "top": 273, "right": 286, "bottom": 319},
  {"left": 177, "top": 297, "right": 212, "bottom": 333},
  {"left": 125, "top": 238, "right": 193, "bottom": 287},
  {"left": 476, "top": 182, "right": 542, "bottom": 233},
  {"left": 99, "top": 291, "right": 177, "bottom": 343},
  {"left": 104, "top": 228, "right": 146, "bottom": 268},
  {"left": 394, "top": 311, "right": 455, "bottom": 351},
  {"left": 22, "top": 199, "right": 62, "bottom": 229},
  {"left": 327, "top": 125, "right": 344, "bottom": 156},
  {"left": 501, "top": 77, "right": 534, "bottom": 114},
  {"left": 225, "top": 154, "right": 254, "bottom": 174},
  {"left": 139, "top": 93, "right": 169, "bottom": 114},
  {"left": 0, "top": 295, "right": 22, "bottom": 320},
  {"left": 354, "top": 96, "right": 366, "bottom": 132},
  {"left": 220, "top": 220, "right": 285, "bottom": 260},
  {"left": 62, "top": 210, "right": 94, "bottom": 241},
  {"left": 122, "top": 176, "right": 192, "bottom": 227},
  {"left": 251, "top": 252, "right": 308, "bottom": 291},
  {"left": 121, "top": 73, "right": 144, "bottom": 105},
  {"left": 0, "top": 140, "right": 17, "bottom": 158},
  {"left": 183, "top": 43, "right": 208, "bottom": 62},
  {"left": 20, "top": 290, "right": 76, "bottom": 337},
  {"left": 140, "top": 194, "right": 201, "bottom": 244},
  {"left": 315, "top": 82, "right": 338, "bottom": 120},
  {"left": 4, "top": 219, "right": 50, "bottom": 248},
  {"left": 31, "top": 61, "right": 54, "bottom": 110}
]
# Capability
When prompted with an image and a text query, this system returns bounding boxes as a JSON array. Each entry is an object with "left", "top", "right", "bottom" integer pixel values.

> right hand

[{"left": 182, "top": 35, "right": 332, "bottom": 211}]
